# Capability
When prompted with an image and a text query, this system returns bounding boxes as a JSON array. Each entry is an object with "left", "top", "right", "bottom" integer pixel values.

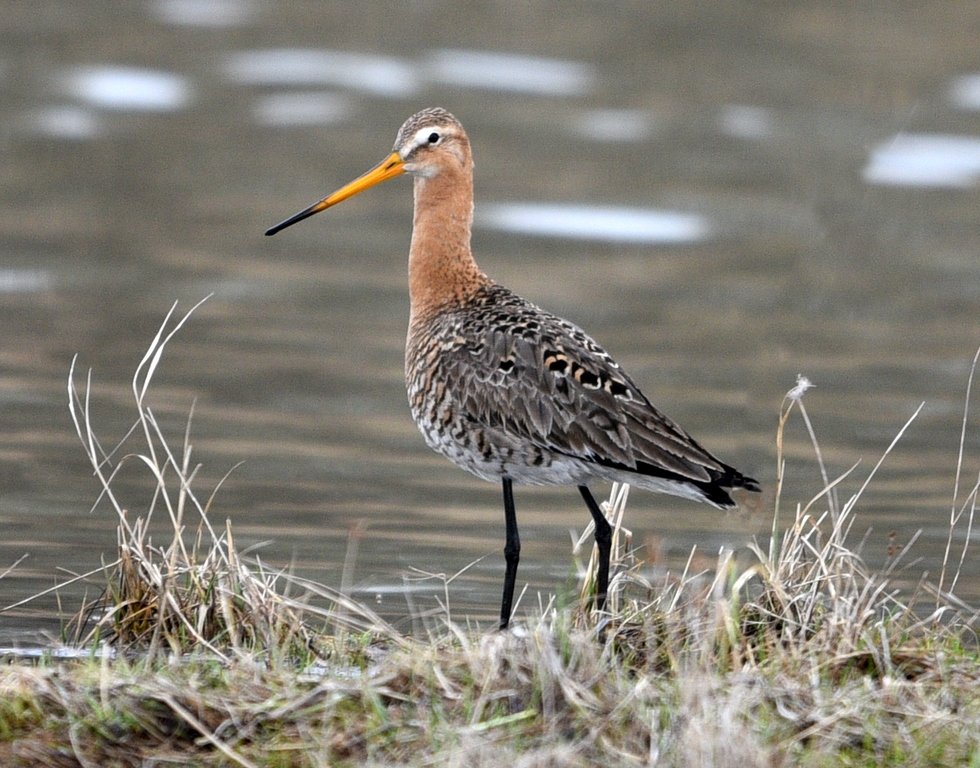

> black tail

[
  {"left": 699, "top": 464, "right": 761, "bottom": 508},
  {"left": 620, "top": 457, "right": 760, "bottom": 509}
]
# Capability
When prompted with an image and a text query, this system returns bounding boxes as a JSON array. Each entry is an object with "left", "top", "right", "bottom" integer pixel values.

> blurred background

[{"left": 2, "top": 2, "right": 979, "bottom": 639}]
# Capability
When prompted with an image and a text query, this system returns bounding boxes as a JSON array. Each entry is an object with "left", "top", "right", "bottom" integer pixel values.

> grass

[{"left": 1, "top": 300, "right": 978, "bottom": 767}]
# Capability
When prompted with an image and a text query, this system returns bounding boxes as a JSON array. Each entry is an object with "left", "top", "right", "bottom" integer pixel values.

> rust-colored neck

[{"left": 408, "top": 163, "right": 488, "bottom": 326}]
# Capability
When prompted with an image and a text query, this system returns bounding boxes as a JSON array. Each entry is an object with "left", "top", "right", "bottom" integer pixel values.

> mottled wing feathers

[{"left": 418, "top": 284, "right": 748, "bottom": 496}]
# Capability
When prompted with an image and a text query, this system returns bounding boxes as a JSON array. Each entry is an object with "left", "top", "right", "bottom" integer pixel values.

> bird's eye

[{"left": 427, "top": 132, "right": 441, "bottom": 144}]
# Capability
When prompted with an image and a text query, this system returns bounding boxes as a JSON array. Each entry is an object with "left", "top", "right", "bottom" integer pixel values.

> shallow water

[{"left": 1, "top": 3, "right": 979, "bottom": 641}]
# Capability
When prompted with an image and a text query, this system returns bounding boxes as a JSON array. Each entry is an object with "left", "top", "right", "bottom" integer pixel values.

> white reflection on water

[
  {"left": 425, "top": 49, "right": 594, "bottom": 95},
  {"left": 252, "top": 92, "right": 354, "bottom": 127},
  {"left": 23, "top": 106, "right": 100, "bottom": 139},
  {"left": 152, "top": 0, "right": 254, "bottom": 27},
  {"left": 226, "top": 48, "right": 594, "bottom": 102},
  {"left": 224, "top": 49, "right": 419, "bottom": 97},
  {"left": 569, "top": 109, "right": 655, "bottom": 142},
  {"left": 63, "top": 66, "right": 191, "bottom": 112},
  {"left": 0, "top": 269, "right": 53, "bottom": 293},
  {"left": 478, "top": 203, "right": 709, "bottom": 244},
  {"left": 863, "top": 133, "right": 980, "bottom": 188},
  {"left": 718, "top": 104, "right": 774, "bottom": 140},
  {"left": 949, "top": 73, "right": 980, "bottom": 112}
]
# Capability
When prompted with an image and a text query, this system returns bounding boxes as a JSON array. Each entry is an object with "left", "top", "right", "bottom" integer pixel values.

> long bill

[{"left": 265, "top": 151, "right": 406, "bottom": 236}]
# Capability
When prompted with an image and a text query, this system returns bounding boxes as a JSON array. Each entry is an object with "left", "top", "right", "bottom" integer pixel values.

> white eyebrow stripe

[{"left": 412, "top": 126, "right": 435, "bottom": 148}]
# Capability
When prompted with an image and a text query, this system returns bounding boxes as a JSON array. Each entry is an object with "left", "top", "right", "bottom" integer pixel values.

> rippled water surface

[{"left": 2, "top": 3, "right": 979, "bottom": 640}]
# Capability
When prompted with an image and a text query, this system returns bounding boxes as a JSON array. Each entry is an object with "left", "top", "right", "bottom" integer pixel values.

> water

[{"left": 2, "top": 3, "right": 979, "bottom": 641}]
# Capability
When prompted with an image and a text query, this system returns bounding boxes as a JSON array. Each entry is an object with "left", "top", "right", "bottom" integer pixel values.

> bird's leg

[
  {"left": 499, "top": 477, "right": 520, "bottom": 629},
  {"left": 578, "top": 485, "right": 612, "bottom": 614}
]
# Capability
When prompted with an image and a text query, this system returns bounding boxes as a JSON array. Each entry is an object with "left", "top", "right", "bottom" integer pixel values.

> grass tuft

[{"left": 61, "top": 298, "right": 399, "bottom": 664}]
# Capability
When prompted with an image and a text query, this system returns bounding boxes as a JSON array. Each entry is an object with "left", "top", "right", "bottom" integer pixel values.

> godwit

[{"left": 266, "top": 107, "right": 759, "bottom": 629}]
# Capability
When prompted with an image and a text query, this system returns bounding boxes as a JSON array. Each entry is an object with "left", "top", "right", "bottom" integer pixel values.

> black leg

[
  {"left": 499, "top": 477, "right": 520, "bottom": 629},
  {"left": 578, "top": 485, "right": 611, "bottom": 614}
]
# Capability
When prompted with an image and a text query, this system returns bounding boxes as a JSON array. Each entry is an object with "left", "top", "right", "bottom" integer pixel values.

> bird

[{"left": 266, "top": 107, "right": 760, "bottom": 629}]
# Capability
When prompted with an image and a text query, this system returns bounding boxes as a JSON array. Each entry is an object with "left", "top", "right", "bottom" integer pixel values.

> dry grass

[
  {"left": 0, "top": 302, "right": 978, "bottom": 767},
  {"left": 59, "top": 299, "right": 401, "bottom": 664}
]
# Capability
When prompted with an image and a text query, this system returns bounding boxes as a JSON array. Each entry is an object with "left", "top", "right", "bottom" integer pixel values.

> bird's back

[{"left": 406, "top": 282, "right": 757, "bottom": 507}]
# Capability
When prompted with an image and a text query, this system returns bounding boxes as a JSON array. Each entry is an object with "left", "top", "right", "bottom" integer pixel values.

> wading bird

[{"left": 266, "top": 108, "right": 759, "bottom": 629}]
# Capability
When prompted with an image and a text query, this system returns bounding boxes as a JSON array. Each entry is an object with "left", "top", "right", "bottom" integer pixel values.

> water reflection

[
  {"left": 251, "top": 92, "right": 354, "bottom": 127},
  {"left": 224, "top": 48, "right": 595, "bottom": 100},
  {"left": 62, "top": 66, "right": 191, "bottom": 112},
  {"left": 863, "top": 134, "right": 980, "bottom": 188},
  {"left": 0, "top": 270, "right": 53, "bottom": 294},
  {"left": 718, "top": 105, "right": 775, "bottom": 141},
  {"left": 569, "top": 109, "right": 656, "bottom": 143},
  {"left": 152, "top": 0, "right": 255, "bottom": 28},
  {"left": 478, "top": 203, "right": 709, "bottom": 244},
  {"left": 224, "top": 49, "right": 419, "bottom": 96},
  {"left": 21, "top": 106, "right": 100, "bottom": 140},
  {"left": 949, "top": 73, "right": 980, "bottom": 111},
  {"left": 423, "top": 49, "right": 594, "bottom": 95}
]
